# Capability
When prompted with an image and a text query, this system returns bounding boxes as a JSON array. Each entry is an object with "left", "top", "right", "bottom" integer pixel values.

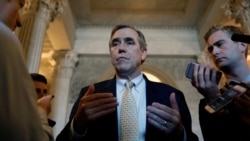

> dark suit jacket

[
  {"left": 199, "top": 93, "right": 250, "bottom": 141},
  {"left": 56, "top": 75, "right": 198, "bottom": 141},
  {"left": 199, "top": 82, "right": 250, "bottom": 141}
]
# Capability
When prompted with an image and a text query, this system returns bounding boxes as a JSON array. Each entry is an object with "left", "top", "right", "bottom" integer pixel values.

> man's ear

[
  {"left": 141, "top": 48, "right": 147, "bottom": 62},
  {"left": 239, "top": 42, "right": 248, "bottom": 54}
]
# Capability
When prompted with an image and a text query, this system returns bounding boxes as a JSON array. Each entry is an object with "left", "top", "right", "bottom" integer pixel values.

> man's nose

[
  {"left": 212, "top": 46, "right": 220, "bottom": 55},
  {"left": 118, "top": 42, "right": 127, "bottom": 49},
  {"left": 118, "top": 43, "right": 127, "bottom": 53}
]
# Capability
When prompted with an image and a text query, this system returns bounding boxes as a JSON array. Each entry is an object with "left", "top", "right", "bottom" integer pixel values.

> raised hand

[
  {"left": 146, "top": 93, "right": 183, "bottom": 136},
  {"left": 73, "top": 84, "right": 118, "bottom": 133},
  {"left": 191, "top": 63, "right": 220, "bottom": 102},
  {"left": 37, "top": 95, "right": 54, "bottom": 115}
]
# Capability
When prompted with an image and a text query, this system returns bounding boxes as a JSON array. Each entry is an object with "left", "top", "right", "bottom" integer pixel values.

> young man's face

[
  {"left": 207, "top": 30, "right": 245, "bottom": 69},
  {"left": 33, "top": 81, "right": 48, "bottom": 99},
  {"left": 109, "top": 28, "right": 147, "bottom": 78},
  {"left": 0, "top": 0, "right": 24, "bottom": 30}
]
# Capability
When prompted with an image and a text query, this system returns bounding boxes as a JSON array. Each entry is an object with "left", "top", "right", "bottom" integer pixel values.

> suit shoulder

[
  {"left": 149, "top": 81, "right": 183, "bottom": 94},
  {"left": 93, "top": 79, "right": 113, "bottom": 88},
  {"left": 79, "top": 79, "right": 112, "bottom": 90}
]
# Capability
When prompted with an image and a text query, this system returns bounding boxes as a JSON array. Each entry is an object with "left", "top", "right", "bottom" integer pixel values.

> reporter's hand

[
  {"left": 191, "top": 63, "right": 220, "bottom": 102},
  {"left": 233, "top": 89, "right": 250, "bottom": 125},
  {"left": 73, "top": 84, "right": 118, "bottom": 133},
  {"left": 37, "top": 95, "right": 54, "bottom": 115}
]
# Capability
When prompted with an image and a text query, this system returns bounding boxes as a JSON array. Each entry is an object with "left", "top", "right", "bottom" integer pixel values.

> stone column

[
  {"left": 16, "top": 0, "right": 63, "bottom": 73},
  {"left": 221, "top": 0, "right": 250, "bottom": 33},
  {"left": 51, "top": 50, "right": 78, "bottom": 137}
]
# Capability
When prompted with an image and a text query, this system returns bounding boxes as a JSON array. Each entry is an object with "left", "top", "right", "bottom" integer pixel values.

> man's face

[
  {"left": 33, "top": 81, "right": 48, "bottom": 99},
  {"left": 109, "top": 28, "right": 147, "bottom": 78},
  {"left": 0, "top": 0, "right": 24, "bottom": 30},
  {"left": 207, "top": 30, "right": 244, "bottom": 69}
]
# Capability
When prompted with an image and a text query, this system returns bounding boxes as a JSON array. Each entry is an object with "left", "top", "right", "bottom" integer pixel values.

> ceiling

[
  {"left": 45, "top": 0, "right": 233, "bottom": 54},
  {"left": 68, "top": 0, "right": 211, "bottom": 27},
  {"left": 44, "top": 0, "right": 231, "bottom": 64},
  {"left": 42, "top": 0, "right": 232, "bottom": 85}
]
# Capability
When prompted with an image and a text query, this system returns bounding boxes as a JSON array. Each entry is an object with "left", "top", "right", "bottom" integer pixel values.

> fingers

[
  {"left": 37, "top": 95, "right": 54, "bottom": 115},
  {"left": 147, "top": 95, "right": 180, "bottom": 119},
  {"left": 85, "top": 83, "right": 95, "bottom": 96},
  {"left": 45, "top": 95, "right": 54, "bottom": 101},
  {"left": 81, "top": 93, "right": 115, "bottom": 109},
  {"left": 37, "top": 95, "right": 54, "bottom": 106},
  {"left": 146, "top": 94, "right": 181, "bottom": 134},
  {"left": 170, "top": 93, "right": 179, "bottom": 112},
  {"left": 197, "top": 65, "right": 211, "bottom": 86},
  {"left": 192, "top": 64, "right": 219, "bottom": 87},
  {"left": 147, "top": 116, "right": 174, "bottom": 134},
  {"left": 90, "top": 104, "right": 117, "bottom": 119},
  {"left": 75, "top": 84, "right": 118, "bottom": 124},
  {"left": 192, "top": 63, "right": 200, "bottom": 86},
  {"left": 82, "top": 84, "right": 113, "bottom": 102},
  {"left": 192, "top": 64, "right": 209, "bottom": 87}
]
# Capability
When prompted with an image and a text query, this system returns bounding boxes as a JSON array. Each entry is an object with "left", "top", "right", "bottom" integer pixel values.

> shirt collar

[{"left": 117, "top": 74, "right": 143, "bottom": 88}]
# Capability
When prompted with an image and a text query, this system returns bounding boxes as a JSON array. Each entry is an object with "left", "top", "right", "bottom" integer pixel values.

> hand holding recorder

[
  {"left": 185, "top": 62, "right": 223, "bottom": 101},
  {"left": 185, "top": 62, "right": 222, "bottom": 84},
  {"left": 205, "top": 83, "right": 248, "bottom": 114}
]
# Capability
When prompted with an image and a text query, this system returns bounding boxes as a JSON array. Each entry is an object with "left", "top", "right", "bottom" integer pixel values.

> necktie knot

[{"left": 125, "top": 81, "right": 133, "bottom": 89}]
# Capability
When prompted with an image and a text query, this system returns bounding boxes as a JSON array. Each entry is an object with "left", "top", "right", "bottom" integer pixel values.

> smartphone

[
  {"left": 205, "top": 84, "right": 247, "bottom": 114},
  {"left": 185, "top": 62, "right": 222, "bottom": 84}
]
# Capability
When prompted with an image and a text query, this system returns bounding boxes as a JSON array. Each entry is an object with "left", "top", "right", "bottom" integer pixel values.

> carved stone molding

[
  {"left": 22, "top": 0, "right": 64, "bottom": 22},
  {"left": 56, "top": 51, "right": 79, "bottom": 78},
  {"left": 62, "top": 51, "right": 78, "bottom": 68},
  {"left": 222, "top": 0, "right": 250, "bottom": 33},
  {"left": 79, "top": 24, "right": 197, "bottom": 30}
]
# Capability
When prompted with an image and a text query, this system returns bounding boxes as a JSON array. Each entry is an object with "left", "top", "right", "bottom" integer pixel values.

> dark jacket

[
  {"left": 199, "top": 93, "right": 250, "bottom": 141},
  {"left": 56, "top": 75, "right": 198, "bottom": 141}
]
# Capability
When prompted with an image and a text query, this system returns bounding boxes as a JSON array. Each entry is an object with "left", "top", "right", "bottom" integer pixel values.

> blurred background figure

[
  {"left": 0, "top": 0, "right": 52, "bottom": 140},
  {"left": 31, "top": 73, "right": 49, "bottom": 99},
  {"left": 31, "top": 73, "right": 56, "bottom": 128}
]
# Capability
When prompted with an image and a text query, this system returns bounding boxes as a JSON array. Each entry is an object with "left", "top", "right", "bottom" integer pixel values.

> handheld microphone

[{"left": 231, "top": 34, "right": 250, "bottom": 44}]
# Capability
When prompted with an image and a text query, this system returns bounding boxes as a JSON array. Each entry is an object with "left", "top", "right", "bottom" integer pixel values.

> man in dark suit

[{"left": 56, "top": 24, "right": 198, "bottom": 141}]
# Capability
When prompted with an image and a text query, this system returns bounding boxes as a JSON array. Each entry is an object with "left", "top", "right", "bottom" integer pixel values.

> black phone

[
  {"left": 205, "top": 84, "right": 247, "bottom": 114},
  {"left": 185, "top": 62, "right": 222, "bottom": 84}
]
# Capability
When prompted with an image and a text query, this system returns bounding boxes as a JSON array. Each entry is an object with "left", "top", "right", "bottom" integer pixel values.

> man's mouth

[
  {"left": 215, "top": 58, "right": 224, "bottom": 64},
  {"left": 117, "top": 57, "right": 128, "bottom": 61}
]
